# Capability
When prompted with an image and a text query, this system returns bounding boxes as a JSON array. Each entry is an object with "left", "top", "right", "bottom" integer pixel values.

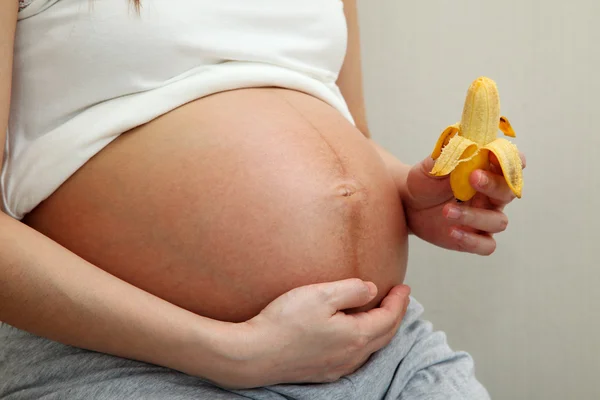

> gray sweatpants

[{"left": 0, "top": 297, "right": 490, "bottom": 399}]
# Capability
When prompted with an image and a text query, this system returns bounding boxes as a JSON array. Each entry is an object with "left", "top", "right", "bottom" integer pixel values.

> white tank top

[{"left": 3, "top": 0, "right": 353, "bottom": 219}]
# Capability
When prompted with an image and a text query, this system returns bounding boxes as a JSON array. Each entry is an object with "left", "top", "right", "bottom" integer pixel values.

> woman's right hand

[{"left": 214, "top": 279, "right": 411, "bottom": 389}]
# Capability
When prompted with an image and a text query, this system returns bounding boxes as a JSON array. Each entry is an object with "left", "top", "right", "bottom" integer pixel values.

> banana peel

[{"left": 430, "top": 76, "right": 523, "bottom": 202}]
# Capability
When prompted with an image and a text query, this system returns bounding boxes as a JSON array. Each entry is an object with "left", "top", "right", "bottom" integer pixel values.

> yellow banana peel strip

[
  {"left": 499, "top": 117, "right": 516, "bottom": 138},
  {"left": 430, "top": 135, "right": 478, "bottom": 176},
  {"left": 483, "top": 138, "right": 523, "bottom": 198},
  {"left": 431, "top": 123, "right": 460, "bottom": 159}
]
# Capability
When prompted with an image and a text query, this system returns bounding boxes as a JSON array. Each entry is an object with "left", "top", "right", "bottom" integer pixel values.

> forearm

[
  {"left": 368, "top": 139, "right": 412, "bottom": 200},
  {"left": 0, "top": 212, "right": 240, "bottom": 381}
]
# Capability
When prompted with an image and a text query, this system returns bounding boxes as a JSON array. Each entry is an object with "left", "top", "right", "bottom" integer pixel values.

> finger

[
  {"left": 365, "top": 287, "right": 411, "bottom": 353},
  {"left": 444, "top": 203, "right": 508, "bottom": 234},
  {"left": 466, "top": 192, "right": 497, "bottom": 211},
  {"left": 317, "top": 278, "right": 378, "bottom": 313},
  {"left": 449, "top": 227, "right": 497, "bottom": 256},
  {"left": 352, "top": 285, "right": 410, "bottom": 343},
  {"left": 470, "top": 170, "right": 516, "bottom": 206},
  {"left": 405, "top": 157, "right": 453, "bottom": 209}
]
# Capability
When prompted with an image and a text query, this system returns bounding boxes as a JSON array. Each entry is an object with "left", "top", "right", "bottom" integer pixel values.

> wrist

[
  {"left": 185, "top": 317, "right": 267, "bottom": 389},
  {"left": 368, "top": 139, "right": 412, "bottom": 201},
  {"left": 368, "top": 139, "right": 418, "bottom": 235}
]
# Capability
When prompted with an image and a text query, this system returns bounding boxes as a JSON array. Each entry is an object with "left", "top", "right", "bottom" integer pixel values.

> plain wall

[{"left": 357, "top": 1, "right": 599, "bottom": 399}]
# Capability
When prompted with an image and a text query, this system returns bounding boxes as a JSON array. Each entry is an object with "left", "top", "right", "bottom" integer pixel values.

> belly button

[
  {"left": 339, "top": 185, "right": 356, "bottom": 197},
  {"left": 335, "top": 181, "right": 363, "bottom": 198}
]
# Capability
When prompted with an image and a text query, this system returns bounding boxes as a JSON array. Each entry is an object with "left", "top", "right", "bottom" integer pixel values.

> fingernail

[
  {"left": 397, "top": 285, "right": 411, "bottom": 296},
  {"left": 446, "top": 205, "right": 462, "bottom": 220},
  {"left": 450, "top": 229, "right": 464, "bottom": 241},
  {"left": 365, "top": 282, "right": 377, "bottom": 297},
  {"left": 477, "top": 172, "right": 489, "bottom": 188}
]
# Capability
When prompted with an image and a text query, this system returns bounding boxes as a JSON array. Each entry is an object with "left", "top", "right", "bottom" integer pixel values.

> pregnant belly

[{"left": 23, "top": 88, "right": 408, "bottom": 322}]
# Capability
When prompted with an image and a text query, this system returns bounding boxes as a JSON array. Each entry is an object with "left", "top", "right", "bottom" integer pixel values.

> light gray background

[{"left": 357, "top": 1, "right": 599, "bottom": 399}]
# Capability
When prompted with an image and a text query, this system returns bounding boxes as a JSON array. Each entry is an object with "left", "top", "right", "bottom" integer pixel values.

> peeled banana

[{"left": 430, "top": 76, "right": 523, "bottom": 201}]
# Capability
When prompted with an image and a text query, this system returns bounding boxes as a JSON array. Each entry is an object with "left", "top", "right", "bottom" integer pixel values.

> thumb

[
  {"left": 315, "top": 278, "right": 377, "bottom": 312},
  {"left": 405, "top": 157, "right": 453, "bottom": 209}
]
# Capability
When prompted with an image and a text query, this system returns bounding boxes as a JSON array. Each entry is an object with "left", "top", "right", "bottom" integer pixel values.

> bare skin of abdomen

[{"left": 23, "top": 88, "right": 409, "bottom": 322}]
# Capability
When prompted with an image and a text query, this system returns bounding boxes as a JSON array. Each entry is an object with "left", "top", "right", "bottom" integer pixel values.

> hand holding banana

[{"left": 401, "top": 76, "right": 525, "bottom": 255}]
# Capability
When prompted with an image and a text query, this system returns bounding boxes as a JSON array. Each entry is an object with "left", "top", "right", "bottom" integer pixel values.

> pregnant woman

[{"left": 0, "top": 1, "right": 520, "bottom": 398}]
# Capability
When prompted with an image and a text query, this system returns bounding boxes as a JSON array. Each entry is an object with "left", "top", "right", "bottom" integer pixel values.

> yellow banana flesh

[
  {"left": 450, "top": 150, "right": 490, "bottom": 202},
  {"left": 430, "top": 77, "right": 523, "bottom": 201}
]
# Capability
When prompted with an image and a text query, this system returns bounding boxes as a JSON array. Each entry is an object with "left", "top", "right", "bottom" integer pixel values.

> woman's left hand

[{"left": 402, "top": 153, "right": 525, "bottom": 255}]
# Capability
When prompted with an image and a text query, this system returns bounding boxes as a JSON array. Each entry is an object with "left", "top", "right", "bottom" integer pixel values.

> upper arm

[
  {"left": 337, "top": 0, "right": 370, "bottom": 137},
  {"left": 1, "top": 1, "right": 18, "bottom": 170}
]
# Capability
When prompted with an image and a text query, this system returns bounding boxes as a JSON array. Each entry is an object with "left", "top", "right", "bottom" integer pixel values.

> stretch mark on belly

[
  {"left": 274, "top": 91, "right": 365, "bottom": 276},
  {"left": 273, "top": 91, "right": 349, "bottom": 178},
  {"left": 338, "top": 185, "right": 366, "bottom": 276}
]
